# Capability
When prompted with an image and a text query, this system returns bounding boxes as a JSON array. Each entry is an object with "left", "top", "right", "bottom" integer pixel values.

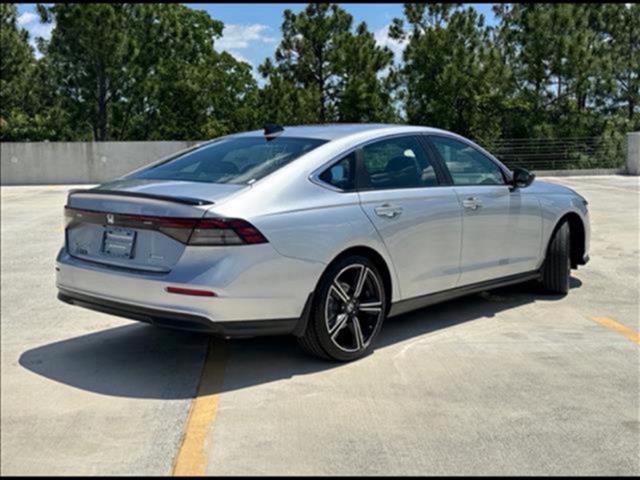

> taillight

[
  {"left": 64, "top": 206, "right": 267, "bottom": 246},
  {"left": 64, "top": 207, "right": 83, "bottom": 228},
  {"left": 188, "top": 218, "right": 268, "bottom": 245},
  {"left": 156, "top": 218, "right": 201, "bottom": 244}
]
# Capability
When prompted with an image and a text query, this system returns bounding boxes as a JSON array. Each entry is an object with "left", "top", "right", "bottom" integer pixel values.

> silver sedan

[{"left": 56, "top": 124, "right": 590, "bottom": 361}]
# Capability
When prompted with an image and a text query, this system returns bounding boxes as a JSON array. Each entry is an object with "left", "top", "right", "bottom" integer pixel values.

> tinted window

[
  {"left": 319, "top": 152, "right": 356, "bottom": 190},
  {"left": 361, "top": 136, "right": 438, "bottom": 190},
  {"left": 430, "top": 136, "right": 504, "bottom": 186},
  {"left": 132, "top": 136, "right": 326, "bottom": 184}
]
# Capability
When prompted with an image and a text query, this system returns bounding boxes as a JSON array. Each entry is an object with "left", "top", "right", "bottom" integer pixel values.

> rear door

[
  {"left": 356, "top": 135, "right": 462, "bottom": 300},
  {"left": 426, "top": 135, "right": 541, "bottom": 285}
]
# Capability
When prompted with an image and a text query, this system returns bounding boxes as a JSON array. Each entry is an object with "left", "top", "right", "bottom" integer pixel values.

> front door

[
  {"left": 449, "top": 183, "right": 512, "bottom": 284},
  {"left": 427, "top": 135, "right": 540, "bottom": 286}
]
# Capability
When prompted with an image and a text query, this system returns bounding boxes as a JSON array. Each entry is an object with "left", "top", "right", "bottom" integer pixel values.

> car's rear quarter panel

[{"left": 205, "top": 162, "right": 403, "bottom": 303}]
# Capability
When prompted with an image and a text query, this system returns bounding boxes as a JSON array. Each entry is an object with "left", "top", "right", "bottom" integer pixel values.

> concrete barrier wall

[
  {"left": 0, "top": 141, "right": 201, "bottom": 185},
  {"left": 627, "top": 132, "right": 640, "bottom": 176},
  {"left": 2, "top": 134, "right": 639, "bottom": 185}
]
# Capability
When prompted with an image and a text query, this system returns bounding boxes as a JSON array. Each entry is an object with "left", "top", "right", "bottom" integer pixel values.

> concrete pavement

[{"left": 1, "top": 176, "right": 638, "bottom": 475}]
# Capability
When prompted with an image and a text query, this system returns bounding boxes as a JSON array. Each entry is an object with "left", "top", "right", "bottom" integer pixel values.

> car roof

[{"left": 231, "top": 123, "right": 439, "bottom": 141}]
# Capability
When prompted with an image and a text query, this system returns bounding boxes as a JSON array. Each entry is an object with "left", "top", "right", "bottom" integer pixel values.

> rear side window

[
  {"left": 429, "top": 136, "right": 505, "bottom": 186},
  {"left": 318, "top": 152, "right": 356, "bottom": 191},
  {"left": 361, "top": 136, "right": 438, "bottom": 190},
  {"left": 132, "top": 136, "right": 327, "bottom": 185}
]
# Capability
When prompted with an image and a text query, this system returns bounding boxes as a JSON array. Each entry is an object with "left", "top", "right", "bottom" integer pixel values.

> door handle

[
  {"left": 462, "top": 197, "right": 482, "bottom": 210},
  {"left": 374, "top": 203, "right": 403, "bottom": 218}
]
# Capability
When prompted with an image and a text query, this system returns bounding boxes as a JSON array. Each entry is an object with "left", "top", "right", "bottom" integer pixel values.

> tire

[
  {"left": 297, "top": 255, "right": 388, "bottom": 361},
  {"left": 541, "top": 221, "right": 571, "bottom": 294}
]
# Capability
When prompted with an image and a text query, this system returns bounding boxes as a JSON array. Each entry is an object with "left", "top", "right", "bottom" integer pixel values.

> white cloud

[
  {"left": 17, "top": 12, "right": 39, "bottom": 27},
  {"left": 214, "top": 24, "right": 278, "bottom": 85},
  {"left": 17, "top": 10, "right": 54, "bottom": 58},
  {"left": 216, "top": 24, "right": 277, "bottom": 51},
  {"left": 374, "top": 24, "right": 407, "bottom": 64},
  {"left": 28, "top": 22, "right": 54, "bottom": 42}
]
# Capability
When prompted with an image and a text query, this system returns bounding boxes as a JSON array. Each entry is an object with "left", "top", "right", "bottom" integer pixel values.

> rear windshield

[{"left": 131, "top": 136, "right": 327, "bottom": 184}]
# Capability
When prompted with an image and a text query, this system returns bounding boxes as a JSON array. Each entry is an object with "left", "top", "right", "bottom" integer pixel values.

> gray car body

[{"left": 56, "top": 124, "right": 590, "bottom": 333}]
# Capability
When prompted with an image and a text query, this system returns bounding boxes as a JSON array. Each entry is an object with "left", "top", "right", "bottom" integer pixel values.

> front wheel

[
  {"left": 298, "top": 255, "right": 388, "bottom": 361},
  {"left": 541, "top": 221, "right": 571, "bottom": 294}
]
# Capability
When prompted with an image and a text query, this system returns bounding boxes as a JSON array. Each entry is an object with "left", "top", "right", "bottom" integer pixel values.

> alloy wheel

[{"left": 324, "top": 263, "right": 384, "bottom": 353}]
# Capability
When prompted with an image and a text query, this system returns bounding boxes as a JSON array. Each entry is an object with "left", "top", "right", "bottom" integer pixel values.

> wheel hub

[{"left": 345, "top": 301, "right": 357, "bottom": 314}]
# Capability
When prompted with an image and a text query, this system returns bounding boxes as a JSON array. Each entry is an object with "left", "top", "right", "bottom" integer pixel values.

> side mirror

[{"left": 512, "top": 167, "right": 535, "bottom": 189}]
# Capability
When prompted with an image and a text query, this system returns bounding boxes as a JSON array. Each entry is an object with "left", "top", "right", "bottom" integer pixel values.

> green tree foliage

[
  {"left": 0, "top": 5, "right": 65, "bottom": 140},
  {"left": 385, "top": 1, "right": 637, "bottom": 157},
  {"left": 598, "top": 4, "right": 639, "bottom": 127},
  {"left": 1, "top": 2, "right": 638, "bottom": 149},
  {"left": 1, "top": 5, "right": 41, "bottom": 139},
  {"left": 0, "top": 4, "right": 34, "bottom": 120},
  {"left": 267, "top": 3, "right": 353, "bottom": 123},
  {"left": 113, "top": 5, "right": 260, "bottom": 140},
  {"left": 334, "top": 22, "right": 396, "bottom": 122},
  {"left": 259, "top": 3, "right": 396, "bottom": 124},
  {"left": 258, "top": 58, "right": 320, "bottom": 125},
  {"left": 493, "top": 4, "right": 598, "bottom": 138},
  {"left": 493, "top": 3, "right": 639, "bottom": 139},
  {"left": 35, "top": 3, "right": 260, "bottom": 141},
  {"left": 37, "top": 4, "right": 132, "bottom": 141},
  {"left": 390, "top": 4, "right": 510, "bottom": 141}
]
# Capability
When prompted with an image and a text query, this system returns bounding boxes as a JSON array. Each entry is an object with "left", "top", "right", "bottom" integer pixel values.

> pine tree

[
  {"left": 334, "top": 22, "right": 396, "bottom": 122},
  {"left": 391, "top": 3, "right": 510, "bottom": 141},
  {"left": 259, "top": 3, "right": 396, "bottom": 124},
  {"left": 0, "top": 4, "right": 35, "bottom": 138}
]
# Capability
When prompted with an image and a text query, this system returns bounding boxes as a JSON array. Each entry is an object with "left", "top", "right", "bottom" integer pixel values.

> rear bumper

[
  {"left": 58, "top": 287, "right": 299, "bottom": 337},
  {"left": 56, "top": 243, "right": 323, "bottom": 322}
]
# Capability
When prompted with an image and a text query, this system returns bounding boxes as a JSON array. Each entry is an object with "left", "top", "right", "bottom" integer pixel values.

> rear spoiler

[{"left": 68, "top": 188, "right": 214, "bottom": 206}]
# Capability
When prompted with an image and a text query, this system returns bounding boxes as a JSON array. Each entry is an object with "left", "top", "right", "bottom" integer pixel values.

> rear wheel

[
  {"left": 298, "top": 255, "right": 387, "bottom": 361},
  {"left": 541, "top": 221, "right": 571, "bottom": 294}
]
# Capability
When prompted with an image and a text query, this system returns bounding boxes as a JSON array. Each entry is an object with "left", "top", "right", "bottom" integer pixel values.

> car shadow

[{"left": 19, "top": 277, "right": 582, "bottom": 400}]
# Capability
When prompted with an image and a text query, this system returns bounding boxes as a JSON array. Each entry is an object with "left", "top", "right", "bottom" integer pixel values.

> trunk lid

[{"left": 65, "top": 179, "right": 247, "bottom": 273}]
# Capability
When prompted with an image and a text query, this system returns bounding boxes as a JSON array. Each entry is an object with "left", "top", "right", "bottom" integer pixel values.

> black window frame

[
  {"left": 423, "top": 134, "right": 511, "bottom": 187},
  {"left": 355, "top": 134, "right": 448, "bottom": 192},
  {"left": 313, "top": 134, "right": 462, "bottom": 193}
]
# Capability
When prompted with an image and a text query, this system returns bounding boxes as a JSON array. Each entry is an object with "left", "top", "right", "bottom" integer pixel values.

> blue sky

[{"left": 16, "top": 3, "right": 497, "bottom": 75}]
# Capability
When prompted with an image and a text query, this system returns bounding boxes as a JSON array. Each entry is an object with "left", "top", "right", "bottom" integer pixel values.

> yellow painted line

[
  {"left": 172, "top": 338, "right": 227, "bottom": 476},
  {"left": 591, "top": 317, "right": 640, "bottom": 345}
]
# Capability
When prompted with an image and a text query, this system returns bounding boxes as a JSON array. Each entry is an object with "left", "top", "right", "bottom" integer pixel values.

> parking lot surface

[{"left": 1, "top": 176, "right": 639, "bottom": 475}]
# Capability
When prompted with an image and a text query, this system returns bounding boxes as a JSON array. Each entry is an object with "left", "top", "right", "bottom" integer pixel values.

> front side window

[
  {"left": 361, "top": 136, "right": 438, "bottom": 190},
  {"left": 132, "top": 136, "right": 327, "bottom": 185},
  {"left": 429, "top": 136, "right": 505, "bottom": 186},
  {"left": 318, "top": 152, "right": 356, "bottom": 191}
]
